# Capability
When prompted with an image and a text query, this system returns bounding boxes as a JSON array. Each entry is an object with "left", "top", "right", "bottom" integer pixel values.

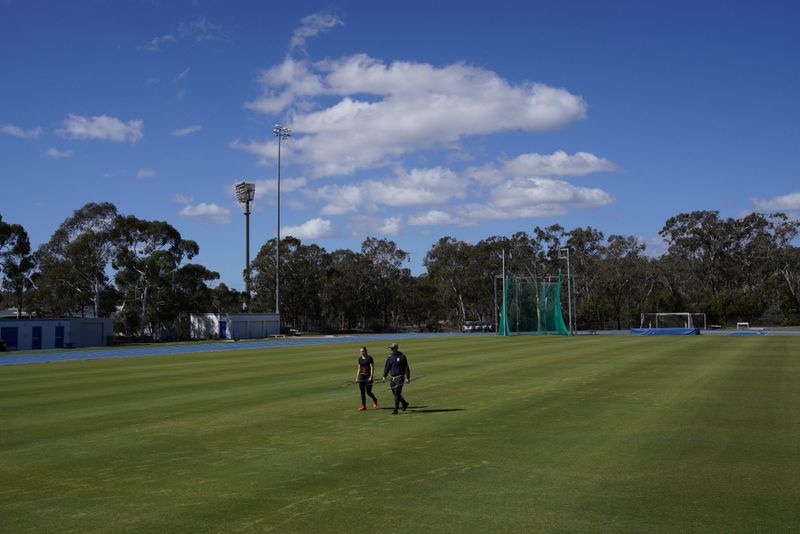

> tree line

[{"left": 1, "top": 203, "right": 799, "bottom": 338}]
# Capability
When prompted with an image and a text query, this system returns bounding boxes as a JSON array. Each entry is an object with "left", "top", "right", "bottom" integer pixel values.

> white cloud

[
  {"left": 245, "top": 58, "right": 326, "bottom": 114},
  {"left": 179, "top": 16, "right": 229, "bottom": 43},
  {"left": 289, "top": 12, "right": 343, "bottom": 53},
  {"left": 229, "top": 138, "right": 284, "bottom": 165},
  {"left": 1, "top": 124, "right": 42, "bottom": 139},
  {"left": 139, "top": 34, "right": 178, "bottom": 52},
  {"left": 316, "top": 167, "right": 466, "bottom": 215},
  {"left": 136, "top": 168, "right": 156, "bottom": 178},
  {"left": 371, "top": 167, "right": 466, "bottom": 207},
  {"left": 245, "top": 54, "right": 587, "bottom": 176},
  {"left": 468, "top": 151, "right": 616, "bottom": 186},
  {"left": 408, "top": 210, "right": 460, "bottom": 226},
  {"left": 409, "top": 177, "right": 614, "bottom": 227},
  {"left": 140, "top": 17, "right": 229, "bottom": 52},
  {"left": 753, "top": 192, "right": 800, "bottom": 211},
  {"left": 174, "top": 68, "right": 190, "bottom": 82},
  {"left": 317, "top": 184, "right": 364, "bottom": 215},
  {"left": 490, "top": 177, "right": 613, "bottom": 210},
  {"left": 172, "top": 125, "right": 202, "bottom": 137},
  {"left": 179, "top": 202, "right": 231, "bottom": 224},
  {"left": 175, "top": 194, "right": 193, "bottom": 204},
  {"left": 465, "top": 163, "right": 505, "bottom": 186},
  {"left": 252, "top": 177, "right": 308, "bottom": 200},
  {"left": 377, "top": 216, "right": 403, "bottom": 235},
  {"left": 282, "top": 217, "right": 334, "bottom": 240},
  {"left": 59, "top": 114, "right": 143, "bottom": 143},
  {"left": 44, "top": 147, "right": 73, "bottom": 159},
  {"left": 504, "top": 151, "right": 616, "bottom": 178}
]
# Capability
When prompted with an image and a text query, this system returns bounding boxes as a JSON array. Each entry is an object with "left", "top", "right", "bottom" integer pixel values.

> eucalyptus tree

[
  {"left": 658, "top": 210, "right": 800, "bottom": 324},
  {"left": 736, "top": 212, "right": 800, "bottom": 323},
  {"left": 111, "top": 215, "right": 199, "bottom": 338},
  {"left": 250, "top": 236, "right": 330, "bottom": 330},
  {"left": 600, "top": 235, "right": 647, "bottom": 329},
  {"left": 168, "top": 263, "right": 221, "bottom": 338},
  {"left": 424, "top": 236, "right": 473, "bottom": 327},
  {"left": 324, "top": 249, "right": 373, "bottom": 330},
  {"left": 210, "top": 283, "right": 244, "bottom": 315},
  {"left": 360, "top": 237, "right": 409, "bottom": 330},
  {"left": 279, "top": 237, "right": 329, "bottom": 330},
  {"left": 0, "top": 215, "right": 34, "bottom": 317},
  {"left": 34, "top": 202, "right": 119, "bottom": 317},
  {"left": 398, "top": 272, "right": 442, "bottom": 332},
  {"left": 563, "top": 226, "right": 606, "bottom": 329}
]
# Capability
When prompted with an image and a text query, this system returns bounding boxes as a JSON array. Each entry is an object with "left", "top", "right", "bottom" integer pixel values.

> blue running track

[{"left": 0, "top": 332, "right": 494, "bottom": 366}]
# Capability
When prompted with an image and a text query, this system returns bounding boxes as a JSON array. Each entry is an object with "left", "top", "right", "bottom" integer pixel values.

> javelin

[
  {"left": 337, "top": 375, "right": 425, "bottom": 388},
  {"left": 384, "top": 375, "right": 425, "bottom": 389}
]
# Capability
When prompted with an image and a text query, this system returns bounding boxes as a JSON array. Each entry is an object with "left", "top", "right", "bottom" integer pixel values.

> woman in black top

[{"left": 355, "top": 346, "right": 379, "bottom": 411}]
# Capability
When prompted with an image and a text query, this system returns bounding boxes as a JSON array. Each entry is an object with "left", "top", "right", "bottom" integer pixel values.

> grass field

[{"left": 1, "top": 336, "right": 798, "bottom": 532}]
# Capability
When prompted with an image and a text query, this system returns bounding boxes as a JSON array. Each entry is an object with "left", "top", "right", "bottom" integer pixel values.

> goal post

[{"left": 639, "top": 312, "right": 707, "bottom": 330}]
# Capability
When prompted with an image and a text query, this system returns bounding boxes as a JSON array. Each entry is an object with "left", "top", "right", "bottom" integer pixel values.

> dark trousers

[
  {"left": 358, "top": 380, "right": 377, "bottom": 406},
  {"left": 391, "top": 376, "right": 408, "bottom": 411}
]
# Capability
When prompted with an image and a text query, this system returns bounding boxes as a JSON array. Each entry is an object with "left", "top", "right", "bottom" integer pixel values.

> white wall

[
  {"left": 190, "top": 313, "right": 280, "bottom": 340},
  {"left": 0, "top": 318, "right": 112, "bottom": 351}
]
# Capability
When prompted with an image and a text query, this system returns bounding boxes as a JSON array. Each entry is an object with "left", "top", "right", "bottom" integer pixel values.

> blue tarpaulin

[{"left": 630, "top": 328, "right": 700, "bottom": 335}]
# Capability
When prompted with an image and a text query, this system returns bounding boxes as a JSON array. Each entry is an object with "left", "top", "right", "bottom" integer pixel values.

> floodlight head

[
  {"left": 558, "top": 247, "right": 570, "bottom": 259},
  {"left": 235, "top": 181, "right": 256, "bottom": 205},
  {"left": 273, "top": 124, "right": 291, "bottom": 139}
]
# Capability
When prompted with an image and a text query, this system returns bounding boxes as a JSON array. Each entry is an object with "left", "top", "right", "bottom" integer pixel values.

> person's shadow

[{"left": 380, "top": 405, "right": 465, "bottom": 413}]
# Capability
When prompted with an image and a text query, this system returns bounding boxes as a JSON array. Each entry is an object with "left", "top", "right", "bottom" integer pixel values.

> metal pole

[
  {"left": 275, "top": 134, "right": 281, "bottom": 316},
  {"left": 502, "top": 250, "right": 506, "bottom": 336},
  {"left": 235, "top": 181, "right": 256, "bottom": 312},
  {"left": 244, "top": 201, "right": 251, "bottom": 310},
  {"left": 566, "top": 250, "right": 573, "bottom": 334},
  {"left": 494, "top": 275, "right": 497, "bottom": 332}
]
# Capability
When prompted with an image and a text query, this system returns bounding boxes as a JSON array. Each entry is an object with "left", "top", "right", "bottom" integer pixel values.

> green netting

[{"left": 498, "top": 274, "right": 569, "bottom": 336}]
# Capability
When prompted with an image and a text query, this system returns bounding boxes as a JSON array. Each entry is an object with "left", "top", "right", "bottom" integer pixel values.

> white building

[
  {"left": 0, "top": 317, "right": 114, "bottom": 351},
  {"left": 190, "top": 313, "right": 280, "bottom": 340}
]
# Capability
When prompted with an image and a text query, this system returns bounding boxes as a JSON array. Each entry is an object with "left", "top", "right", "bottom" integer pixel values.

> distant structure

[
  {"left": 190, "top": 312, "right": 280, "bottom": 340},
  {"left": 0, "top": 317, "right": 113, "bottom": 351}
]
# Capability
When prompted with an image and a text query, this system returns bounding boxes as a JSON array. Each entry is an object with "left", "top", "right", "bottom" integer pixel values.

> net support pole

[{"left": 559, "top": 247, "right": 574, "bottom": 335}]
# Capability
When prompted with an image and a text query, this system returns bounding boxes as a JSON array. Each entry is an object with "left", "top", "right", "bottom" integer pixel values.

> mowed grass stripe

[{"left": 1, "top": 336, "right": 798, "bottom": 533}]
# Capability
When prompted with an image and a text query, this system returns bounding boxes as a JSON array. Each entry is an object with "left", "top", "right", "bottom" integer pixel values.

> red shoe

[
  {"left": 372, "top": 401, "right": 379, "bottom": 409},
  {"left": 358, "top": 405, "right": 366, "bottom": 411}
]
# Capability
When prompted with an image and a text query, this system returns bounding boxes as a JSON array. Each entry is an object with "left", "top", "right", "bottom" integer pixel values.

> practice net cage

[{"left": 498, "top": 274, "right": 569, "bottom": 336}]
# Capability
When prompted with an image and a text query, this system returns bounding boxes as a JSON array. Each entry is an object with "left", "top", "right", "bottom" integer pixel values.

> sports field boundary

[
  {"left": 2, "top": 329, "right": 798, "bottom": 367},
  {"left": 0, "top": 332, "right": 494, "bottom": 366}
]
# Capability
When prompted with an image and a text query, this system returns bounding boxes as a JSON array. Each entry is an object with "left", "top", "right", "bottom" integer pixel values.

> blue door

[
  {"left": 32, "top": 326, "right": 42, "bottom": 350},
  {"left": 1, "top": 327, "right": 19, "bottom": 350},
  {"left": 220, "top": 321, "right": 227, "bottom": 339},
  {"left": 55, "top": 326, "right": 64, "bottom": 348}
]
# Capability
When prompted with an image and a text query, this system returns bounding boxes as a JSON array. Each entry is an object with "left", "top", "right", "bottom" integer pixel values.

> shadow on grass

[
  {"left": 409, "top": 408, "right": 465, "bottom": 413},
  {"left": 379, "top": 406, "right": 465, "bottom": 414}
]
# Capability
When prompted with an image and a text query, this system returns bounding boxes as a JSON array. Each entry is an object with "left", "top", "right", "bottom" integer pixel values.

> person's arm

[
  {"left": 405, "top": 357, "right": 411, "bottom": 383},
  {"left": 355, "top": 363, "right": 360, "bottom": 382},
  {"left": 368, "top": 362, "right": 374, "bottom": 382},
  {"left": 382, "top": 356, "right": 390, "bottom": 381}
]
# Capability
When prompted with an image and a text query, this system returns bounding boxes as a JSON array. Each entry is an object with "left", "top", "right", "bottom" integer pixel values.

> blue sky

[{"left": 2, "top": 0, "right": 799, "bottom": 289}]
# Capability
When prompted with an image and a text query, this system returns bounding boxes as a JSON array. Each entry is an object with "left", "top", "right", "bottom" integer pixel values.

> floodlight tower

[
  {"left": 273, "top": 124, "right": 291, "bottom": 316},
  {"left": 558, "top": 247, "right": 574, "bottom": 334},
  {"left": 235, "top": 181, "right": 256, "bottom": 310}
]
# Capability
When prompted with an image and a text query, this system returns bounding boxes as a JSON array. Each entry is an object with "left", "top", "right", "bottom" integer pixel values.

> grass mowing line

[{"left": 1, "top": 336, "right": 799, "bottom": 532}]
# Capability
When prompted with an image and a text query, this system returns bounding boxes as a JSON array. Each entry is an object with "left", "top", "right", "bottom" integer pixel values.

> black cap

[{"left": 388, "top": 343, "right": 399, "bottom": 349}]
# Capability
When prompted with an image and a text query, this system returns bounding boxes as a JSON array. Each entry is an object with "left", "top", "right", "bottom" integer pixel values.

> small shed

[
  {"left": 190, "top": 313, "right": 280, "bottom": 340},
  {"left": 0, "top": 317, "right": 114, "bottom": 351}
]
